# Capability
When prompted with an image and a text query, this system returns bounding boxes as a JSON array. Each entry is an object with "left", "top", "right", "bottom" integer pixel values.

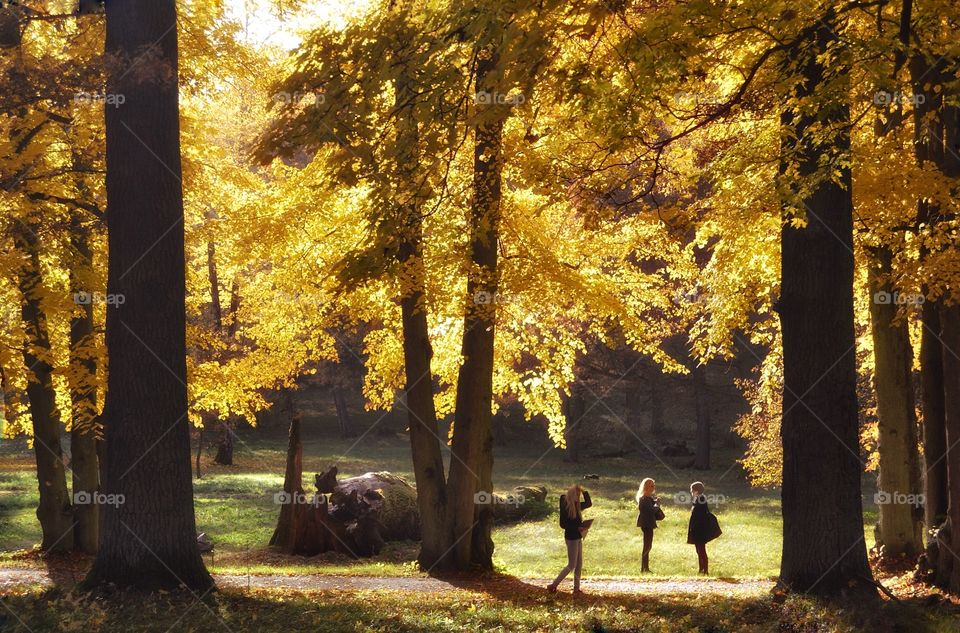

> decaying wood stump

[
  {"left": 319, "top": 467, "right": 420, "bottom": 556},
  {"left": 269, "top": 416, "right": 353, "bottom": 556},
  {"left": 269, "top": 423, "right": 419, "bottom": 557},
  {"left": 270, "top": 419, "right": 543, "bottom": 557}
]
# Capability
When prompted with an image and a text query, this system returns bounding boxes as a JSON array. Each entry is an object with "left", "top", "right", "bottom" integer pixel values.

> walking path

[{"left": 0, "top": 568, "right": 772, "bottom": 596}]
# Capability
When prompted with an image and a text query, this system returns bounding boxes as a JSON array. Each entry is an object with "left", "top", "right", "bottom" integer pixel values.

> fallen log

[
  {"left": 271, "top": 423, "right": 541, "bottom": 557},
  {"left": 270, "top": 435, "right": 420, "bottom": 557},
  {"left": 321, "top": 467, "right": 420, "bottom": 555}
]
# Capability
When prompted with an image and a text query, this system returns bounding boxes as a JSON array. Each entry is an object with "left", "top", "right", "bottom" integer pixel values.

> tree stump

[{"left": 270, "top": 438, "right": 419, "bottom": 557}]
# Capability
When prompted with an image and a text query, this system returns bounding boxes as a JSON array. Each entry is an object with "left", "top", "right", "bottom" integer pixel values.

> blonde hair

[
  {"left": 635, "top": 478, "right": 655, "bottom": 504},
  {"left": 565, "top": 484, "right": 581, "bottom": 519}
]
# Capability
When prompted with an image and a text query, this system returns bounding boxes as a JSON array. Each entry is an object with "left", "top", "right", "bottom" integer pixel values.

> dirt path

[{"left": 0, "top": 568, "right": 772, "bottom": 596}]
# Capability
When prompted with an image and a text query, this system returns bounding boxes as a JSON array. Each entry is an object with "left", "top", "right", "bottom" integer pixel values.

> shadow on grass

[
  {"left": 0, "top": 561, "right": 957, "bottom": 633},
  {"left": 1, "top": 582, "right": 955, "bottom": 633}
]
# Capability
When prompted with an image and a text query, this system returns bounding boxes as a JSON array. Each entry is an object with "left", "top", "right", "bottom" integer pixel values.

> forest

[{"left": 1, "top": 0, "right": 960, "bottom": 631}]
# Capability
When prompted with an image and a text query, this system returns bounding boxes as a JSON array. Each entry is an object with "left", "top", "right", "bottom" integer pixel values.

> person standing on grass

[
  {"left": 687, "top": 481, "right": 722, "bottom": 575},
  {"left": 548, "top": 483, "right": 592, "bottom": 595},
  {"left": 635, "top": 477, "right": 663, "bottom": 573}
]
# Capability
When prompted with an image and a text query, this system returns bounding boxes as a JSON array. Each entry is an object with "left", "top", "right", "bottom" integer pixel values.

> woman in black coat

[
  {"left": 687, "top": 481, "right": 722, "bottom": 574},
  {"left": 548, "top": 484, "right": 592, "bottom": 594},
  {"left": 635, "top": 478, "right": 662, "bottom": 573}
]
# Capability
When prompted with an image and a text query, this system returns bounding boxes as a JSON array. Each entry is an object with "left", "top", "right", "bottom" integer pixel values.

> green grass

[
  {"left": 0, "top": 417, "right": 882, "bottom": 579},
  {"left": 0, "top": 584, "right": 955, "bottom": 633}
]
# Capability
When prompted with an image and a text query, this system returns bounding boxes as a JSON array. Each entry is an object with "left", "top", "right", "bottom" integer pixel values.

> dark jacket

[
  {"left": 637, "top": 495, "right": 661, "bottom": 530},
  {"left": 559, "top": 490, "right": 592, "bottom": 540},
  {"left": 687, "top": 494, "right": 721, "bottom": 544}
]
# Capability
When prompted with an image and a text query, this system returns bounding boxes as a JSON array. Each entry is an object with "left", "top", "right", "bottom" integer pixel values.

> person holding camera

[
  {"left": 547, "top": 483, "right": 592, "bottom": 595},
  {"left": 636, "top": 477, "right": 664, "bottom": 573}
]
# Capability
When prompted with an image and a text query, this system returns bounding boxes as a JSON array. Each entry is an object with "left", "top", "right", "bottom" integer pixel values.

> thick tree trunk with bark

[
  {"left": 938, "top": 96, "right": 960, "bottom": 591},
  {"left": 910, "top": 45, "right": 949, "bottom": 540},
  {"left": 446, "top": 47, "right": 505, "bottom": 571},
  {"left": 84, "top": 0, "right": 212, "bottom": 590},
  {"left": 693, "top": 363, "right": 711, "bottom": 470},
  {"left": 868, "top": 249, "right": 923, "bottom": 557},
  {"left": 921, "top": 300, "right": 948, "bottom": 531},
  {"left": 69, "top": 218, "right": 100, "bottom": 554},
  {"left": 15, "top": 223, "right": 74, "bottom": 553},
  {"left": 270, "top": 417, "right": 301, "bottom": 550},
  {"left": 394, "top": 65, "right": 451, "bottom": 570},
  {"left": 776, "top": 12, "right": 874, "bottom": 596},
  {"left": 941, "top": 304, "right": 960, "bottom": 591}
]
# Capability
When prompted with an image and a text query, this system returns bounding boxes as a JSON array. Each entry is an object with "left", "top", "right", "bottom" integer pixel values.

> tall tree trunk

[
  {"left": 776, "top": 12, "right": 874, "bottom": 596},
  {"left": 862, "top": 0, "right": 921, "bottom": 557},
  {"left": 394, "top": 63, "right": 450, "bottom": 570},
  {"left": 937, "top": 95, "right": 960, "bottom": 592},
  {"left": 941, "top": 303, "right": 960, "bottom": 591},
  {"left": 69, "top": 217, "right": 100, "bottom": 554},
  {"left": 693, "top": 363, "right": 711, "bottom": 470},
  {"left": 446, "top": 47, "right": 505, "bottom": 571},
  {"left": 333, "top": 387, "right": 353, "bottom": 438},
  {"left": 206, "top": 230, "right": 234, "bottom": 466},
  {"left": 921, "top": 299, "right": 948, "bottom": 531},
  {"left": 14, "top": 222, "right": 74, "bottom": 553},
  {"left": 868, "top": 249, "right": 923, "bottom": 557},
  {"left": 84, "top": 0, "right": 212, "bottom": 590},
  {"left": 910, "top": 43, "right": 948, "bottom": 539},
  {"left": 563, "top": 385, "right": 585, "bottom": 464}
]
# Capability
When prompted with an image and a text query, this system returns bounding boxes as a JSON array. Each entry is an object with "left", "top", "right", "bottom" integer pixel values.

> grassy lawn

[
  {"left": 0, "top": 412, "right": 880, "bottom": 580},
  {"left": 0, "top": 584, "right": 956, "bottom": 633}
]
